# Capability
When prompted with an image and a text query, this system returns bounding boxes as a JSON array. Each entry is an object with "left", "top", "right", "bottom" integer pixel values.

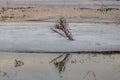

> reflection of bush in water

[{"left": 50, "top": 54, "right": 70, "bottom": 73}]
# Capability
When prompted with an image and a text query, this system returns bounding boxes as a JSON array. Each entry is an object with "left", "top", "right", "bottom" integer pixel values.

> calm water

[{"left": 0, "top": 52, "right": 120, "bottom": 80}]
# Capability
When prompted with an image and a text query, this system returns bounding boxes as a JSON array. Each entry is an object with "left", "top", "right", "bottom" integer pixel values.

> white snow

[{"left": 0, "top": 23, "right": 120, "bottom": 52}]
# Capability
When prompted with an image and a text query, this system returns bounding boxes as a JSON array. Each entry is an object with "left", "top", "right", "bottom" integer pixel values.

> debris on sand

[
  {"left": 14, "top": 59, "right": 24, "bottom": 68},
  {"left": 0, "top": 70, "right": 8, "bottom": 78},
  {"left": 50, "top": 54, "right": 71, "bottom": 73},
  {"left": 51, "top": 17, "right": 74, "bottom": 41},
  {"left": 83, "top": 71, "right": 97, "bottom": 80}
]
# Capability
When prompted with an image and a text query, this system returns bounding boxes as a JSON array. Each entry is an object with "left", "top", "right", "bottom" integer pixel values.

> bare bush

[{"left": 51, "top": 17, "right": 74, "bottom": 41}]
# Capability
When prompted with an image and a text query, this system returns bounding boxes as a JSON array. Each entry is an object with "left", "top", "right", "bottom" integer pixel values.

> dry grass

[
  {"left": 14, "top": 59, "right": 24, "bottom": 68},
  {"left": 52, "top": 17, "right": 74, "bottom": 40}
]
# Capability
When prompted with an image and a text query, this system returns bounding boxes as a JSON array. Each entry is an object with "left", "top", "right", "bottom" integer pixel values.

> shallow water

[{"left": 0, "top": 52, "right": 120, "bottom": 80}]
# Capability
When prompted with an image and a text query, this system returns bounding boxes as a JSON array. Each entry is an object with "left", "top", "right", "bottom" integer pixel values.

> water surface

[{"left": 0, "top": 52, "right": 120, "bottom": 80}]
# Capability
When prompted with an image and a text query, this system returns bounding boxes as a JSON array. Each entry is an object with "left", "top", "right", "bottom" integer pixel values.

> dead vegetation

[
  {"left": 51, "top": 17, "right": 74, "bottom": 41},
  {"left": 14, "top": 59, "right": 24, "bottom": 68},
  {"left": 0, "top": 70, "right": 8, "bottom": 78},
  {"left": 83, "top": 71, "right": 96, "bottom": 80},
  {"left": 0, "top": 7, "right": 31, "bottom": 21},
  {"left": 97, "top": 8, "right": 119, "bottom": 14}
]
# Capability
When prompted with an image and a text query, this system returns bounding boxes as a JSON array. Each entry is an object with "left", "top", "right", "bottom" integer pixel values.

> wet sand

[{"left": 0, "top": 7, "right": 120, "bottom": 22}]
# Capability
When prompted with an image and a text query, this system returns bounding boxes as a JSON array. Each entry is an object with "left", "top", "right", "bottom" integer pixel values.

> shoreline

[
  {"left": 0, "top": 50, "right": 120, "bottom": 54},
  {"left": 0, "top": 6, "right": 120, "bottom": 22},
  {"left": 0, "top": 21, "right": 119, "bottom": 26}
]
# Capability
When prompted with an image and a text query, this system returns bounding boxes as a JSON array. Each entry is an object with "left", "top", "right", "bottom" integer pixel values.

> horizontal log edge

[{"left": 1, "top": 50, "right": 120, "bottom": 54}]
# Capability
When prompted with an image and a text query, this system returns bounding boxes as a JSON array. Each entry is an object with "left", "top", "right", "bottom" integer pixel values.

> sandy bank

[{"left": 0, "top": 7, "right": 120, "bottom": 22}]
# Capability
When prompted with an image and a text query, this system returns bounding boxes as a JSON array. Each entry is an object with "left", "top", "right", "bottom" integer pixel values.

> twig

[
  {"left": 50, "top": 28, "right": 66, "bottom": 38},
  {"left": 83, "top": 71, "right": 96, "bottom": 80},
  {"left": 52, "top": 17, "right": 74, "bottom": 41}
]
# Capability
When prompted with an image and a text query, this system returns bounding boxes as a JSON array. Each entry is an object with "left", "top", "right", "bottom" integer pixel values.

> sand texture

[{"left": 0, "top": 7, "right": 120, "bottom": 22}]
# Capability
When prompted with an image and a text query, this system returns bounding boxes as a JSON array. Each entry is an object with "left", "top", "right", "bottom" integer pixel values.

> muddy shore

[{"left": 0, "top": 7, "right": 120, "bottom": 22}]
